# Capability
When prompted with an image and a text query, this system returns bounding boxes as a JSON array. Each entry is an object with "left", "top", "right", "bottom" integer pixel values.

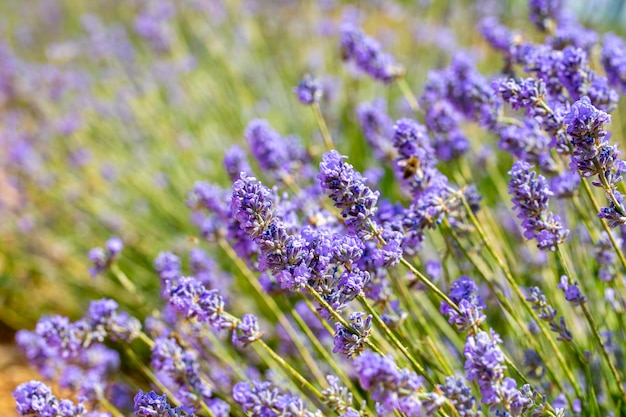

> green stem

[
  {"left": 256, "top": 339, "right": 325, "bottom": 400},
  {"left": 356, "top": 294, "right": 434, "bottom": 386},
  {"left": 459, "top": 197, "right": 584, "bottom": 399},
  {"left": 443, "top": 219, "right": 570, "bottom": 398},
  {"left": 312, "top": 102, "right": 334, "bottom": 151},
  {"left": 217, "top": 237, "right": 329, "bottom": 388},
  {"left": 99, "top": 397, "right": 126, "bottom": 417},
  {"left": 555, "top": 246, "right": 626, "bottom": 399},
  {"left": 397, "top": 78, "right": 420, "bottom": 113}
]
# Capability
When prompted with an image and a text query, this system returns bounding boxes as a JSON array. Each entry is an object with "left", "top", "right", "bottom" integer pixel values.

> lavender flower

[
  {"left": 333, "top": 312, "right": 371, "bottom": 358},
  {"left": 340, "top": 24, "right": 403, "bottom": 83},
  {"left": 354, "top": 351, "right": 424, "bottom": 415},
  {"left": 88, "top": 237, "right": 124, "bottom": 276},
  {"left": 13, "top": 381, "right": 86, "bottom": 417},
  {"left": 231, "top": 174, "right": 275, "bottom": 239},
  {"left": 151, "top": 337, "right": 212, "bottom": 404},
  {"left": 293, "top": 74, "right": 322, "bottom": 105},
  {"left": 464, "top": 330, "right": 514, "bottom": 406},
  {"left": 232, "top": 314, "right": 263, "bottom": 348},
  {"left": 565, "top": 97, "right": 613, "bottom": 176},
  {"left": 86, "top": 298, "right": 141, "bottom": 342},
  {"left": 508, "top": 161, "right": 568, "bottom": 250},
  {"left": 601, "top": 33, "right": 626, "bottom": 93},
  {"left": 438, "top": 377, "right": 480, "bottom": 417},
  {"left": 154, "top": 252, "right": 181, "bottom": 294},
  {"left": 529, "top": 0, "right": 562, "bottom": 32},
  {"left": 223, "top": 145, "right": 251, "bottom": 182},
  {"left": 318, "top": 150, "right": 379, "bottom": 239},
  {"left": 244, "top": 119, "right": 289, "bottom": 175},
  {"left": 557, "top": 276, "right": 586, "bottom": 306},
  {"left": 321, "top": 376, "right": 353, "bottom": 413},
  {"left": 167, "top": 276, "right": 234, "bottom": 330},
  {"left": 440, "top": 276, "right": 486, "bottom": 331},
  {"left": 134, "top": 390, "right": 195, "bottom": 417},
  {"left": 233, "top": 380, "right": 317, "bottom": 417},
  {"left": 526, "top": 287, "right": 572, "bottom": 342},
  {"left": 356, "top": 99, "right": 395, "bottom": 161}
]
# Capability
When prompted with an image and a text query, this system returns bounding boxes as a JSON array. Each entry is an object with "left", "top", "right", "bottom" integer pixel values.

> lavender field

[{"left": 3, "top": 0, "right": 626, "bottom": 416}]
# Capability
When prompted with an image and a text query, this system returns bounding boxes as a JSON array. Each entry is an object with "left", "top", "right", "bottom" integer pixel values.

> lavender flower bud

[
  {"left": 333, "top": 312, "right": 371, "bottom": 358},
  {"left": 293, "top": 74, "right": 322, "bottom": 105},
  {"left": 231, "top": 174, "right": 275, "bottom": 239},
  {"left": 601, "top": 33, "right": 626, "bottom": 93},
  {"left": 340, "top": 24, "right": 404, "bottom": 84},
  {"left": 508, "top": 161, "right": 568, "bottom": 250},
  {"left": 223, "top": 145, "right": 251, "bottom": 182},
  {"left": 440, "top": 276, "right": 486, "bottom": 331},
  {"left": 134, "top": 390, "right": 195, "bottom": 417},
  {"left": 354, "top": 351, "right": 424, "bottom": 415},
  {"left": 318, "top": 150, "right": 379, "bottom": 239},
  {"left": 557, "top": 276, "right": 586, "bottom": 306},
  {"left": 232, "top": 314, "right": 263, "bottom": 348}
]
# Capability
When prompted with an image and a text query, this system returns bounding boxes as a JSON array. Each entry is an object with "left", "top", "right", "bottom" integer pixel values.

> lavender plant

[{"left": 5, "top": 1, "right": 626, "bottom": 417}]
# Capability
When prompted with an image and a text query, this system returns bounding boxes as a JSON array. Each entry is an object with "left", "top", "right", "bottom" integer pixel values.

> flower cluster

[
  {"left": 508, "top": 161, "right": 569, "bottom": 250},
  {"left": 13, "top": 381, "right": 86, "bottom": 417},
  {"left": 340, "top": 24, "right": 403, "bottom": 83}
]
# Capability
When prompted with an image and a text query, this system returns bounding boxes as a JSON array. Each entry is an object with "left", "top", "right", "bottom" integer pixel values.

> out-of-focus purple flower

[
  {"left": 245, "top": 119, "right": 290, "bottom": 175},
  {"left": 508, "top": 161, "right": 568, "bottom": 250},
  {"left": 223, "top": 145, "right": 251, "bottom": 182},
  {"left": 479, "top": 16, "right": 519, "bottom": 54},
  {"left": 549, "top": 169, "right": 580, "bottom": 198},
  {"left": 340, "top": 24, "right": 404, "bottom": 84},
  {"left": 293, "top": 74, "right": 323, "bottom": 105},
  {"left": 134, "top": 0, "right": 176, "bottom": 53},
  {"left": 529, "top": 0, "right": 562, "bottom": 32},
  {"left": 602, "top": 33, "right": 626, "bottom": 93},
  {"left": 233, "top": 380, "right": 315, "bottom": 417},
  {"left": 154, "top": 252, "right": 181, "bottom": 294},
  {"left": 88, "top": 237, "right": 124, "bottom": 276},
  {"left": 496, "top": 120, "right": 555, "bottom": 173},
  {"left": 356, "top": 99, "right": 395, "bottom": 162},
  {"left": 354, "top": 351, "right": 424, "bottom": 415}
]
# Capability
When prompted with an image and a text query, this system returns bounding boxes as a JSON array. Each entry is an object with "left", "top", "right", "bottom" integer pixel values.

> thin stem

[
  {"left": 217, "top": 237, "right": 329, "bottom": 388},
  {"left": 443, "top": 219, "right": 571, "bottom": 399},
  {"left": 356, "top": 294, "right": 434, "bottom": 386},
  {"left": 365, "top": 218, "right": 460, "bottom": 313},
  {"left": 459, "top": 197, "right": 584, "bottom": 399},
  {"left": 312, "top": 102, "right": 334, "bottom": 151},
  {"left": 397, "top": 78, "right": 420, "bottom": 113},
  {"left": 579, "top": 175, "right": 626, "bottom": 281},
  {"left": 99, "top": 397, "right": 126, "bottom": 417},
  {"left": 110, "top": 264, "right": 139, "bottom": 294},
  {"left": 256, "top": 339, "right": 325, "bottom": 400},
  {"left": 555, "top": 246, "right": 626, "bottom": 399}
]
